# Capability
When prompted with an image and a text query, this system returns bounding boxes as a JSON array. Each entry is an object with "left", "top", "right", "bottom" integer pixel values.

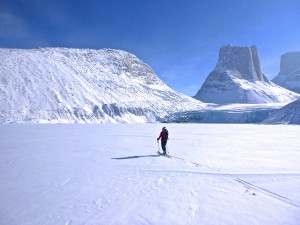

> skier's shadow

[{"left": 111, "top": 154, "right": 159, "bottom": 160}]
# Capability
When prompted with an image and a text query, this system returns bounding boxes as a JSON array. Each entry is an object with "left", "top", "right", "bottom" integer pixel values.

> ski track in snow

[
  {"left": 164, "top": 155, "right": 300, "bottom": 208},
  {"left": 142, "top": 168, "right": 300, "bottom": 209},
  {"left": 149, "top": 160, "right": 300, "bottom": 209},
  {"left": 1, "top": 124, "right": 300, "bottom": 225}
]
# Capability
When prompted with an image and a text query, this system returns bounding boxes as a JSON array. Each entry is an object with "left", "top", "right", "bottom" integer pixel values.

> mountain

[
  {"left": 272, "top": 51, "right": 300, "bottom": 93},
  {"left": 0, "top": 48, "right": 204, "bottom": 123},
  {"left": 194, "top": 45, "right": 299, "bottom": 104},
  {"left": 263, "top": 99, "right": 300, "bottom": 124}
]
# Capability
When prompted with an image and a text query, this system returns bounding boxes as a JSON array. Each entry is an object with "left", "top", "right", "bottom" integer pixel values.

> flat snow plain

[{"left": 1, "top": 124, "right": 300, "bottom": 225}]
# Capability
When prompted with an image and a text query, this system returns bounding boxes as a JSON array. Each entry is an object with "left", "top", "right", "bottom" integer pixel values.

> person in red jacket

[{"left": 157, "top": 127, "right": 169, "bottom": 155}]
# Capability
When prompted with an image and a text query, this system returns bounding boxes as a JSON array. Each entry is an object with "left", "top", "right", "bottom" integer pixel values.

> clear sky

[{"left": 1, "top": 0, "right": 300, "bottom": 96}]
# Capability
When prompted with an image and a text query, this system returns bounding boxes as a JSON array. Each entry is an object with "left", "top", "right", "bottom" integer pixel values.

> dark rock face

[
  {"left": 272, "top": 52, "right": 300, "bottom": 93},
  {"left": 216, "top": 45, "right": 268, "bottom": 82}
]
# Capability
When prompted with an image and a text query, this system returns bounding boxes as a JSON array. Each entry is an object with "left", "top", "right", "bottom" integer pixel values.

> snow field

[{"left": 0, "top": 124, "right": 300, "bottom": 225}]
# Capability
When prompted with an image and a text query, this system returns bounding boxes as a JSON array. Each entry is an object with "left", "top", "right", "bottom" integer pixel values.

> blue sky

[{"left": 1, "top": 0, "right": 300, "bottom": 96}]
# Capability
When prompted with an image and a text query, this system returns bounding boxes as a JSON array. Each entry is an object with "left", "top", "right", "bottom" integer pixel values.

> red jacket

[{"left": 157, "top": 132, "right": 168, "bottom": 142}]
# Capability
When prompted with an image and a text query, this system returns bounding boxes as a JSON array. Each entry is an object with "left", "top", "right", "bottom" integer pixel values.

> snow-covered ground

[{"left": 1, "top": 124, "right": 300, "bottom": 225}]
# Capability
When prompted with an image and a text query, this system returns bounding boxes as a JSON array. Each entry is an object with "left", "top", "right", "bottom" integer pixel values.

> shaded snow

[
  {"left": 0, "top": 124, "right": 300, "bottom": 225},
  {"left": 264, "top": 99, "right": 300, "bottom": 124}
]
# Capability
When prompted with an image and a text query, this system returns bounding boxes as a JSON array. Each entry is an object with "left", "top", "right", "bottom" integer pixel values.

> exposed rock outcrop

[
  {"left": 272, "top": 51, "right": 300, "bottom": 93},
  {"left": 216, "top": 45, "right": 268, "bottom": 82}
]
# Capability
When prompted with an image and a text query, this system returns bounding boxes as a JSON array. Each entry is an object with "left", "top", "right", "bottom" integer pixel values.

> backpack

[{"left": 162, "top": 129, "right": 168, "bottom": 141}]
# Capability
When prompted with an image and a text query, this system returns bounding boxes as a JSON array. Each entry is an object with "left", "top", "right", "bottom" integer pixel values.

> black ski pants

[{"left": 161, "top": 141, "right": 167, "bottom": 153}]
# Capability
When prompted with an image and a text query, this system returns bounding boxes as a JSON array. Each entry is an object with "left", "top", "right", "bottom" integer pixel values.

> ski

[{"left": 157, "top": 151, "right": 171, "bottom": 158}]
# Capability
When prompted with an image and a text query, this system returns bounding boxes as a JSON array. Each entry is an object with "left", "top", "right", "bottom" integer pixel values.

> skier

[{"left": 157, "top": 127, "right": 169, "bottom": 155}]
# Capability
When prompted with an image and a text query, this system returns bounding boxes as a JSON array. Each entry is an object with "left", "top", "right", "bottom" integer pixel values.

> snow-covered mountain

[
  {"left": 194, "top": 45, "right": 299, "bottom": 104},
  {"left": 272, "top": 51, "right": 300, "bottom": 93},
  {"left": 0, "top": 48, "right": 204, "bottom": 123},
  {"left": 263, "top": 99, "right": 300, "bottom": 124}
]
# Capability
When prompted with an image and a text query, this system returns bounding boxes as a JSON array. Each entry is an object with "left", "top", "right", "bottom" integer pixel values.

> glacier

[{"left": 162, "top": 103, "right": 286, "bottom": 124}]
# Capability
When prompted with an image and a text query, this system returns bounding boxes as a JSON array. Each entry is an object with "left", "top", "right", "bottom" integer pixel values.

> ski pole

[{"left": 157, "top": 141, "right": 161, "bottom": 152}]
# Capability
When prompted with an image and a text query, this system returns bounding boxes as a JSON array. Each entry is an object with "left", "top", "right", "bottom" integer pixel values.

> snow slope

[
  {"left": 0, "top": 48, "right": 204, "bottom": 124},
  {"left": 194, "top": 45, "right": 299, "bottom": 104},
  {"left": 1, "top": 124, "right": 300, "bottom": 225},
  {"left": 263, "top": 99, "right": 300, "bottom": 124}
]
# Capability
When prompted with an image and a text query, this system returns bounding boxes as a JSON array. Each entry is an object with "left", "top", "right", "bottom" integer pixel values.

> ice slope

[
  {"left": 162, "top": 103, "right": 287, "bottom": 123},
  {"left": 263, "top": 99, "right": 300, "bottom": 124},
  {"left": 0, "top": 48, "right": 204, "bottom": 123},
  {"left": 1, "top": 124, "right": 300, "bottom": 225},
  {"left": 194, "top": 45, "right": 299, "bottom": 104}
]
